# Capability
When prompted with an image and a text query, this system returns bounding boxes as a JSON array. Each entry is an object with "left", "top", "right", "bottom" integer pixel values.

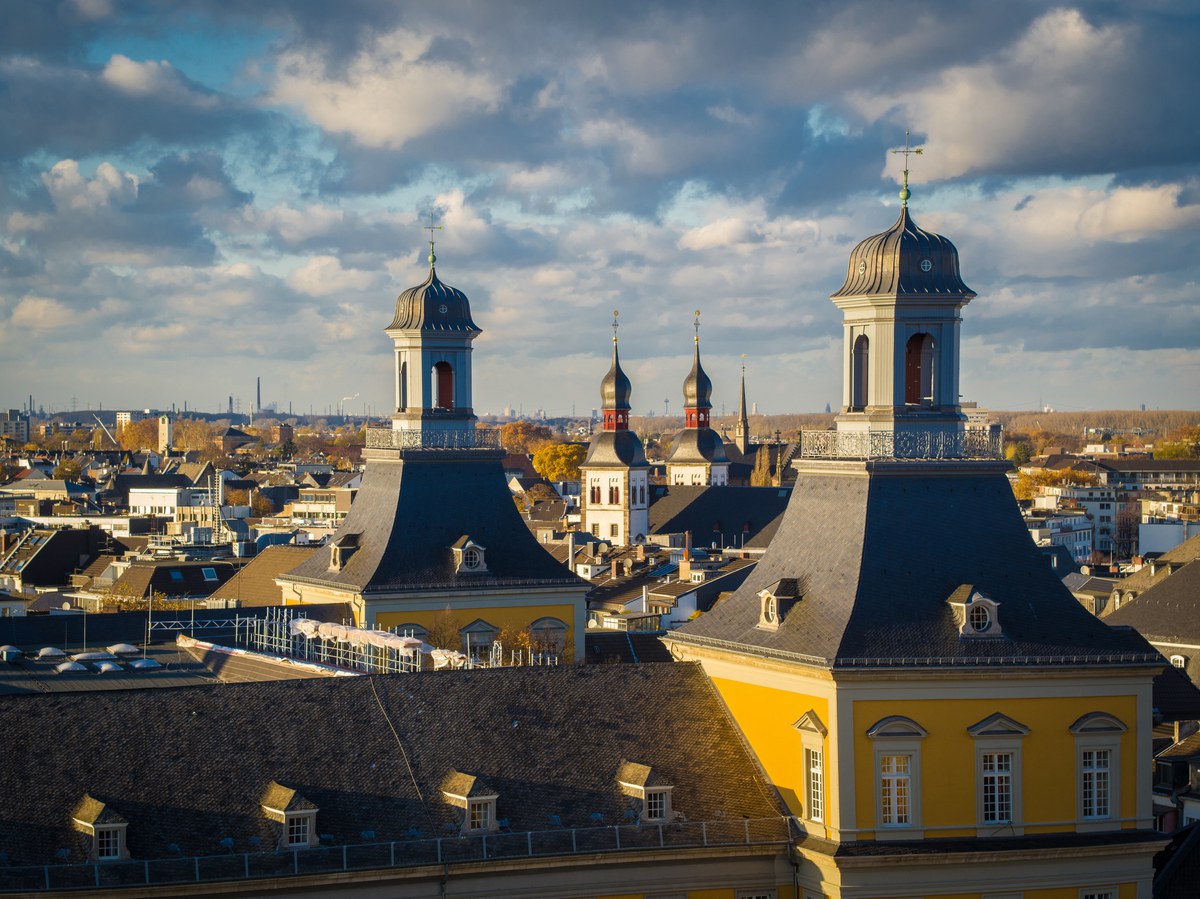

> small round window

[
  {"left": 969, "top": 603, "right": 990, "bottom": 632},
  {"left": 764, "top": 596, "right": 777, "bottom": 624},
  {"left": 462, "top": 548, "right": 481, "bottom": 569},
  {"left": 920, "top": 258, "right": 932, "bottom": 272},
  {"left": 857, "top": 260, "right": 867, "bottom": 275}
]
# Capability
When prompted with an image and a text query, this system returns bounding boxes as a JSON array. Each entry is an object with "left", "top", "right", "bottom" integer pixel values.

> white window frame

[
  {"left": 466, "top": 798, "right": 495, "bottom": 832},
  {"left": 1080, "top": 889, "right": 1116, "bottom": 899},
  {"left": 644, "top": 789, "right": 669, "bottom": 822},
  {"left": 867, "top": 716, "right": 926, "bottom": 840},
  {"left": 94, "top": 825, "right": 126, "bottom": 861},
  {"left": 968, "top": 713, "right": 1029, "bottom": 836},
  {"left": 1070, "top": 712, "right": 1126, "bottom": 832},
  {"left": 794, "top": 710, "right": 828, "bottom": 830},
  {"left": 284, "top": 811, "right": 314, "bottom": 848}
]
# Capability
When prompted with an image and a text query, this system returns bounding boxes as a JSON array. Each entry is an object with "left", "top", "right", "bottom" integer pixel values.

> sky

[{"left": 1, "top": 0, "right": 1198, "bottom": 421}]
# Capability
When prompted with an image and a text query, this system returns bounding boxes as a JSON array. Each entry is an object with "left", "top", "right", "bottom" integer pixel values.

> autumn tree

[
  {"left": 1156, "top": 425, "right": 1200, "bottom": 460},
  {"left": 426, "top": 607, "right": 463, "bottom": 650},
  {"left": 118, "top": 418, "right": 159, "bottom": 451},
  {"left": 532, "top": 443, "right": 586, "bottom": 482},
  {"left": 1010, "top": 467, "right": 1099, "bottom": 501},
  {"left": 173, "top": 418, "right": 216, "bottom": 451},
  {"left": 53, "top": 457, "right": 83, "bottom": 482},
  {"left": 499, "top": 421, "right": 554, "bottom": 453}
]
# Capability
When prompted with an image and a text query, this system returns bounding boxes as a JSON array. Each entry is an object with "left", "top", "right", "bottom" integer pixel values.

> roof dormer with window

[
  {"left": 72, "top": 794, "right": 130, "bottom": 862},
  {"left": 616, "top": 759, "right": 674, "bottom": 823},
  {"left": 451, "top": 536, "right": 488, "bottom": 575},
  {"left": 757, "top": 578, "right": 804, "bottom": 630},
  {"left": 261, "top": 781, "right": 319, "bottom": 849},
  {"left": 947, "top": 585, "right": 1003, "bottom": 638},
  {"left": 441, "top": 770, "right": 499, "bottom": 833}
]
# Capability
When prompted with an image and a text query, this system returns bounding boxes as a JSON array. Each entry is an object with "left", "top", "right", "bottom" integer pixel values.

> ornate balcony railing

[
  {"left": 365, "top": 427, "right": 501, "bottom": 450},
  {"left": 798, "top": 429, "right": 1004, "bottom": 461}
]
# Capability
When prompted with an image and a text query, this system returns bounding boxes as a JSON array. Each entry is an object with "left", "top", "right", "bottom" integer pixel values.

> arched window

[
  {"left": 851, "top": 335, "right": 869, "bottom": 409},
  {"left": 530, "top": 617, "right": 568, "bottom": 653},
  {"left": 904, "top": 333, "right": 935, "bottom": 406},
  {"left": 433, "top": 361, "right": 454, "bottom": 409}
]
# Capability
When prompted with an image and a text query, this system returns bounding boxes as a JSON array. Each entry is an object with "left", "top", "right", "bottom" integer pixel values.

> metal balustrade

[
  {"left": 798, "top": 429, "right": 1004, "bottom": 461},
  {"left": 364, "top": 428, "right": 501, "bottom": 450},
  {"left": 0, "top": 817, "right": 796, "bottom": 892}
]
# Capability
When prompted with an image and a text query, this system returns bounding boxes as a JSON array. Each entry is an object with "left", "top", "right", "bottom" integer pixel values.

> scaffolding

[{"left": 233, "top": 609, "right": 423, "bottom": 675}]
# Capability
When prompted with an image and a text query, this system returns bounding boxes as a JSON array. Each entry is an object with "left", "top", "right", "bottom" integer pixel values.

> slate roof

[
  {"left": 1104, "top": 562, "right": 1200, "bottom": 644},
  {"left": 673, "top": 461, "right": 1156, "bottom": 668},
  {"left": 110, "top": 560, "right": 237, "bottom": 600},
  {"left": 111, "top": 473, "right": 192, "bottom": 504},
  {"left": 206, "top": 545, "right": 319, "bottom": 606},
  {"left": 649, "top": 484, "right": 790, "bottom": 550},
  {"left": 387, "top": 266, "right": 480, "bottom": 333},
  {"left": 0, "top": 663, "right": 782, "bottom": 865},
  {"left": 669, "top": 427, "right": 730, "bottom": 466},
  {"left": 1106, "top": 534, "right": 1200, "bottom": 606},
  {"left": 584, "top": 429, "right": 648, "bottom": 468},
  {"left": 282, "top": 451, "right": 587, "bottom": 593}
]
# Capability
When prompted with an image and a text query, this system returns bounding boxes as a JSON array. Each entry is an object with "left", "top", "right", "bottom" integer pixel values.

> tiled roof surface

[
  {"left": 283, "top": 453, "right": 585, "bottom": 593},
  {"left": 1104, "top": 562, "right": 1200, "bottom": 643},
  {"left": 649, "top": 484, "right": 790, "bottom": 550},
  {"left": 675, "top": 462, "right": 1149, "bottom": 666},
  {"left": 207, "top": 545, "right": 318, "bottom": 605},
  {"left": 1106, "top": 534, "right": 1200, "bottom": 602},
  {"left": 0, "top": 663, "right": 781, "bottom": 865}
]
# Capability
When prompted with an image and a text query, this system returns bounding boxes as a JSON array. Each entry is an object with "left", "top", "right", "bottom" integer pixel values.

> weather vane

[
  {"left": 890, "top": 129, "right": 924, "bottom": 207},
  {"left": 693, "top": 309, "right": 701, "bottom": 343},
  {"left": 612, "top": 309, "right": 620, "bottom": 343},
  {"left": 424, "top": 213, "right": 442, "bottom": 268}
]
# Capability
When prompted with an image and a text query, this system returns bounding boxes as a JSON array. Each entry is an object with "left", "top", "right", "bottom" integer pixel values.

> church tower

[
  {"left": 666, "top": 312, "right": 729, "bottom": 486},
  {"left": 666, "top": 149, "right": 1162, "bottom": 898},
  {"left": 280, "top": 243, "right": 590, "bottom": 658},
  {"left": 386, "top": 239, "right": 481, "bottom": 442},
  {"left": 733, "top": 357, "right": 750, "bottom": 457},
  {"left": 580, "top": 313, "right": 650, "bottom": 545}
]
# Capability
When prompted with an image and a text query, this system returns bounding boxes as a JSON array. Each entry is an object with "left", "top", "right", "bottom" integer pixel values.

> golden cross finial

[
  {"left": 890, "top": 129, "right": 924, "bottom": 207},
  {"left": 424, "top": 213, "right": 442, "bottom": 268},
  {"left": 612, "top": 309, "right": 620, "bottom": 343},
  {"left": 693, "top": 309, "right": 701, "bottom": 343},
  {"left": 741, "top": 352, "right": 747, "bottom": 374}
]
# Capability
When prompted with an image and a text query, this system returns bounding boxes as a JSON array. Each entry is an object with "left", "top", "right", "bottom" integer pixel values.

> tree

[
  {"left": 532, "top": 443, "right": 586, "bottom": 482},
  {"left": 53, "top": 458, "right": 83, "bottom": 482},
  {"left": 1156, "top": 426, "right": 1200, "bottom": 460},
  {"left": 1010, "top": 467, "right": 1099, "bottom": 501},
  {"left": 499, "top": 421, "right": 554, "bottom": 453},
  {"left": 119, "top": 418, "right": 159, "bottom": 451},
  {"left": 426, "top": 607, "right": 463, "bottom": 650},
  {"left": 173, "top": 418, "right": 216, "bottom": 451}
]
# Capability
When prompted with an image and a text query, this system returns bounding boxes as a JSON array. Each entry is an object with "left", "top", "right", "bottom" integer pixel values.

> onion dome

[
  {"left": 669, "top": 428, "right": 729, "bottom": 465},
  {"left": 831, "top": 206, "right": 974, "bottom": 300},
  {"left": 601, "top": 341, "right": 632, "bottom": 410},
  {"left": 682, "top": 339, "right": 713, "bottom": 411},
  {"left": 388, "top": 266, "right": 480, "bottom": 333}
]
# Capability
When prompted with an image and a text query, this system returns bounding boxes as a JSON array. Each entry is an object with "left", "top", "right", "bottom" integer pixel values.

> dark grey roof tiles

[
  {"left": 283, "top": 452, "right": 585, "bottom": 593},
  {"left": 1104, "top": 562, "right": 1200, "bottom": 643},
  {"left": 669, "top": 428, "right": 729, "bottom": 466},
  {"left": 387, "top": 267, "right": 480, "bottom": 333},
  {"left": 675, "top": 462, "right": 1153, "bottom": 667},
  {"left": 649, "top": 484, "right": 790, "bottom": 549},
  {"left": 584, "top": 430, "right": 648, "bottom": 468},
  {"left": 0, "top": 663, "right": 782, "bottom": 865}
]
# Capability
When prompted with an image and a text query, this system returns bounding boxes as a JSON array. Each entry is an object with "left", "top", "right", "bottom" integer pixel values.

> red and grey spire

[
  {"left": 600, "top": 310, "right": 632, "bottom": 432},
  {"left": 682, "top": 311, "right": 713, "bottom": 430}
]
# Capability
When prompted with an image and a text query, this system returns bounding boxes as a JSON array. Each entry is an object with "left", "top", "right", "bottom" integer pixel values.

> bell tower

[
  {"left": 386, "top": 234, "right": 481, "bottom": 439},
  {"left": 667, "top": 311, "right": 729, "bottom": 485},
  {"left": 829, "top": 136, "right": 975, "bottom": 454}
]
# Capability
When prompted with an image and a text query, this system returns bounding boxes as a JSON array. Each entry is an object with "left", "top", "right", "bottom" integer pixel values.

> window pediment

[
  {"left": 793, "top": 710, "right": 828, "bottom": 738},
  {"left": 1069, "top": 712, "right": 1127, "bottom": 735},
  {"left": 867, "top": 716, "right": 928, "bottom": 739},
  {"left": 451, "top": 536, "right": 488, "bottom": 575},
  {"left": 947, "top": 585, "right": 1003, "bottom": 638},
  {"left": 967, "top": 712, "right": 1030, "bottom": 738}
]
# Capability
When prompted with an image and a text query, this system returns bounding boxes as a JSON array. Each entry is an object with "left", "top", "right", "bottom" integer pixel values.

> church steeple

[
  {"left": 682, "top": 311, "right": 713, "bottom": 430},
  {"left": 667, "top": 311, "right": 729, "bottom": 486},
  {"left": 600, "top": 311, "right": 632, "bottom": 431},
  {"left": 734, "top": 355, "right": 750, "bottom": 456}
]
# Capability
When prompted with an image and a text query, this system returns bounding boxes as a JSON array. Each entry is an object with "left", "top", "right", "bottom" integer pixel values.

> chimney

[{"left": 611, "top": 560, "right": 620, "bottom": 579}]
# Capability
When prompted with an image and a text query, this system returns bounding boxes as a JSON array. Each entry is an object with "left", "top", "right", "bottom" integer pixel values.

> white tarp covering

[{"left": 430, "top": 649, "right": 467, "bottom": 670}]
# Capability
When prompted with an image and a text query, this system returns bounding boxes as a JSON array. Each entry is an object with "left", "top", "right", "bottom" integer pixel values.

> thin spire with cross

[
  {"left": 612, "top": 309, "right": 620, "bottom": 344},
  {"left": 424, "top": 213, "right": 442, "bottom": 269},
  {"left": 693, "top": 309, "right": 701, "bottom": 344},
  {"left": 890, "top": 129, "right": 924, "bottom": 207}
]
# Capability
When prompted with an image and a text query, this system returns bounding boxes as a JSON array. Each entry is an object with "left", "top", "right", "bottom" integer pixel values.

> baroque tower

[
  {"left": 666, "top": 312, "right": 729, "bottom": 485},
  {"left": 580, "top": 312, "right": 650, "bottom": 545}
]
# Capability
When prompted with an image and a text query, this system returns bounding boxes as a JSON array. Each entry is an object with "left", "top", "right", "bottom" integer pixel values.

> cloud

[
  {"left": 286, "top": 255, "right": 382, "bottom": 296},
  {"left": 267, "top": 28, "right": 506, "bottom": 150},
  {"left": 9, "top": 295, "right": 74, "bottom": 331},
  {"left": 42, "top": 160, "right": 138, "bottom": 212}
]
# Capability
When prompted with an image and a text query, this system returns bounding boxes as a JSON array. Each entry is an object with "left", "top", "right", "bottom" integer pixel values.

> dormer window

[
  {"left": 72, "top": 794, "right": 129, "bottom": 862},
  {"left": 261, "top": 781, "right": 318, "bottom": 849},
  {"left": 441, "top": 770, "right": 499, "bottom": 833},
  {"left": 757, "top": 578, "right": 803, "bottom": 630},
  {"left": 451, "top": 536, "right": 488, "bottom": 575},
  {"left": 616, "top": 759, "right": 674, "bottom": 823},
  {"left": 329, "top": 533, "right": 361, "bottom": 571},
  {"left": 947, "top": 585, "right": 1003, "bottom": 638}
]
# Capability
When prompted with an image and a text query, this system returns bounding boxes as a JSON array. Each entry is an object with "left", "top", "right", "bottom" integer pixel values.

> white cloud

[
  {"left": 10, "top": 295, "right": 74, "bottom": 331},
  {"left": 101, "top": 54, "right": 215, "bottom": 107},
  {"left": 286, "top": 255, "right": 381, "bottom": 297},
  {"left": 41, "top": 160, "right": 138, "bottom": 212},
  {"left": 267, "top": 29, "right": 506, "bottom": 149}
]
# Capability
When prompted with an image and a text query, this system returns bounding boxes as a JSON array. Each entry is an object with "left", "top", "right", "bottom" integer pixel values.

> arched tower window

[
  {"left": 433, "top": 361, "right": 454, "bottom": 410},
  {"left": 905, "top": 333, "right": 935, "bottom": 406},
  {"left": 851, "top": 335, "right": 869, "bottom": 410}
]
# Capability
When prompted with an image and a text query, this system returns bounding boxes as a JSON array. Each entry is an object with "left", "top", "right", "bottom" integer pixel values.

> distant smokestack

[{"left": 257, "top": 377, "right": 261, "bottom": 412}]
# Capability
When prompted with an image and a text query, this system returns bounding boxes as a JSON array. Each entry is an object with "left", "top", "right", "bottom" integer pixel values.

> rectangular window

[
  {"left": 645, "top": 790, "right": 667, "bottom": 821},
  {"left": 1082, "top": 749, "right": 1111, "bottom": 818},
  {"left": 806, "top": 747, "right": 824, "bottom": 823},
  {"left": 287, "top": 815, "right": 309, "bottom": 846},
  {"left": 610, "top": 524, "right": 619, "bottom": 538},
  {"left": 468, "top": 799, "right": 491, "bottom": 831},
  {"left": 880, "top": 754, "right": 911, "bottom": 825},
  {"left": 1081, "top": 892, "right": 1115, "bottom": 899},
  {"left": 202, "top": 567, "right": 218, "bottom": 581},
  {"left": 96, "top": 828, "right": 120, "bottom": 859},
  {"left": 981, "top": 752, "right": 1013, "bottom": 823}
]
